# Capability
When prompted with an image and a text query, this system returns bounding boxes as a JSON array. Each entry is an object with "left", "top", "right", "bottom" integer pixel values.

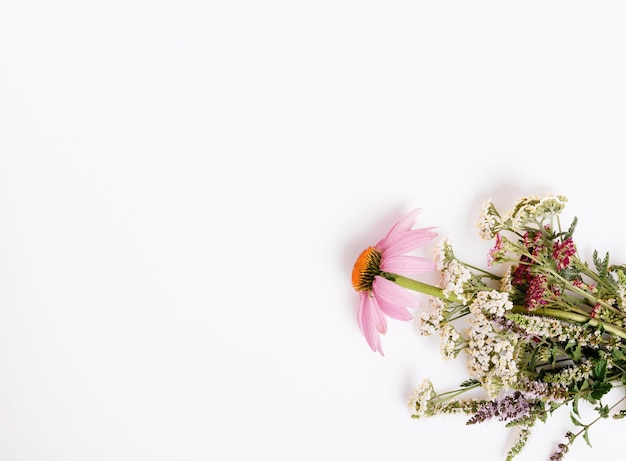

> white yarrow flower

[
  {"left": 408, "top": 379, "right": 435, "bottom": 418},
  {"left": 440, "top": 323, "right": 462, "bottom": 360},
  {"left": 467, "top": 292, "right": 518, "bottom": 397},
  {"left": 440, "top": 259, "right": 472, "bottom": 302}
]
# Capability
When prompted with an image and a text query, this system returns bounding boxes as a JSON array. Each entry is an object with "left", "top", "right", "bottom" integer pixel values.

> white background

[{"left": 1, "top": 1, "right": 626, "bottom": 460}]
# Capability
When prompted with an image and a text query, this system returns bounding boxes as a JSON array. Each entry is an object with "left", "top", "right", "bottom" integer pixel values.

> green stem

[
  {"left": 384, "top": 273, "right": 461, "bottom": 302},
  {"left": 568, "top": 395, "right": 626, "bottom": 448},
  {"left": 549, "top": 268, "right": 623, "bottom": 317},
  {"left": 573, "top": 259, "right": 615, "bottom": 294},
  {"left": 434, "top": 382, "right": 481, "bottom": 403},
  {"left": 511, "top": 305, "right": 626, "bottom": 340},
  {"left": 460, "top": 262, "right": 499, "bottom": 279}
]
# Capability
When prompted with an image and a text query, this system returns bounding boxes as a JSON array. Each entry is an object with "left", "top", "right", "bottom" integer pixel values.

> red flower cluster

[
  {"left": 551, "top": 237, "right": 576, "bottom": 270},
  {"left": 511, "top": 231, "right": 576, "bottom": 311}
]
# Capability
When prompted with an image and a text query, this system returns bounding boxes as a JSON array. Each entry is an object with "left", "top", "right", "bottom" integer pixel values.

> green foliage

[
  {"left": 595, "top": 404, "right": 610, "bottom": 418},
  {"left": 587, "top": 359, "right": 612, "bottom": 402},
  {"left": 403, "top": 196, "right": 626, "bottom": 459},
  {"left": 460, "top": 379, "right": 480, "bottom": 388},
  {"left": 583, "top": 427, "right": 592, "bottom": 447},
  {"left": 563, "top": 217, "right": 578, "bottom": 240},
  {"left": 612, "top": 409, "right": 626, "bottom": 419},
  {"left": 570, "top": 413, "right": 583, "bottom": 427},
  {"left": 593, "top": 250, "right": 610, "bottom": 279},
  {"left": 594, "top": 360, "right": 606, "bottom": 380}
]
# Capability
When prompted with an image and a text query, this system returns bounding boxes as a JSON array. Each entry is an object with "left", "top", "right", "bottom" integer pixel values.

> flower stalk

[
  {"left": 509, "top": 305, "right": 626, "bottom": 340},
  {"left": 383, "top": 272, "right": 459, "bottom": 302}
]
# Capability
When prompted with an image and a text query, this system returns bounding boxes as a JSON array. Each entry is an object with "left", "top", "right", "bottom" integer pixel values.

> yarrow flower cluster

[
  {"left": 350, "top": 194, "right": 626, "bottom": 460},
  {"left": 467, "top": 291, "right": 518, "bottom": 397},
  {"left": 408, "top": 378, "right": 435, "bottom": 418}
]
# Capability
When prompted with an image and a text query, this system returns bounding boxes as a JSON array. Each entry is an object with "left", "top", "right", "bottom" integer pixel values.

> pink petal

[
  {"left": 380, "top": 255, "right": 436, "bottom": 275},
  {"left": 375, "top": 292, "right": 413, "bottom": 321},
  {"left": 382, "top": 228, "right": 437, "bottom": 258},
  {"left": 373, "top": 276, "right": 420, "bottom": 308},
  {"left": 377, "top": 209, "right": 422, "bottom": 251},
  {"left": 357, "top": 293, "right": 384, "bottom": 355},
  {"left": 371, "top": 297, "right": 387, "bottom": 334}
]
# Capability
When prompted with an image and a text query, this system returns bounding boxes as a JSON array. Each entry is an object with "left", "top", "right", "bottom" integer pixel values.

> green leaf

[
  {"left": 583, "top": 428, "right": 592, "bottom": 447},
  {"left": 590, "top": 382, "right": 612, "bottom": 400},
  {"left": 564, "top": 217, "right": 578, "bottom": 239},
  {"left": 612, "top": 348, "right": 626, "bottom": 362},
  {"left": 570, "top": 413, "right": 583, "bottom": 427},
  {"left": 572, "top": 397, "right": 580, "bottom": 417},
  {"left": 595, "top": 404, "right": 610, "bottom": 418},
  {"left": 593, "top": 360, "right": 607, "bottom": 381},
  {"left": 551, "top": 346, "right": 560, "bottom": 367},
  {"left": 593, "top": 250, "right": 610, "bottom": 278}
]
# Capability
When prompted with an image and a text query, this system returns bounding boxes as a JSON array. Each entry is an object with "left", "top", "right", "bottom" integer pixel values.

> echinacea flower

[{"left": 351, "top": 209, "right": 437, "bottom": 354}]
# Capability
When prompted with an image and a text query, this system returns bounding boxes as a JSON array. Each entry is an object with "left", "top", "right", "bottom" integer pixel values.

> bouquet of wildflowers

[{"left": 350, "top": 195, "right": 626, "bottom": 460}]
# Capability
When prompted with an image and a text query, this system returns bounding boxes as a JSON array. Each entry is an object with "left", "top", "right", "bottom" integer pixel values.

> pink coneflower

[{"left": 351, "top": 209, "right": 437, "bottom": 355}]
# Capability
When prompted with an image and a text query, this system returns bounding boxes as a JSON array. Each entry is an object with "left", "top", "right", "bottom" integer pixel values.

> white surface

[{"left": 1, "top": 1, "right": 626, "bottom": 460}]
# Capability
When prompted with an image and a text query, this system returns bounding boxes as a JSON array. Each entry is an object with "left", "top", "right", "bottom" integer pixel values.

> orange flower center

[{"left": 351, "top": 246, "right": 382, "bottom": 292}]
